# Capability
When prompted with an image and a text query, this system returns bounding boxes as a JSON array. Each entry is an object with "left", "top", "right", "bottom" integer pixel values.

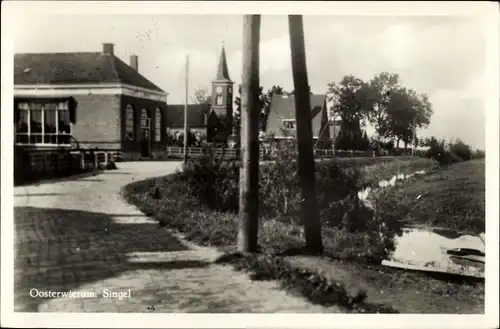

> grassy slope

[{"left": 373, "top": 159, "right": 485, "bottom": 234}]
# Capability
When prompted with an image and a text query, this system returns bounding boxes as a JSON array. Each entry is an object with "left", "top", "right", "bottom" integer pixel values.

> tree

[
  {"left": 191, "top": 87, "right": 211, "bottom": 104},
  {"left": 385, "top": 87, "right": 433, "bottom": 149},
  {"left": 289, "top": 14, "right": 323, "bottom": 254},
  {"left": 328, "top": 75, "right": 372, "bottom": 151},
  {"left": 328, "top": 75, "right": 373, "bottom": 126},
  {"left": 366, "top": 72, "right": 401, "bottom": 141}
]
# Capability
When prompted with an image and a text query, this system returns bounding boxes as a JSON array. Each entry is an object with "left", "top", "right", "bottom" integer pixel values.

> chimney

[
  {"left": 102, "top": 43, "right": 114, "bottom": 55},
  {"left": 130, "top": 55, "right": 138, "bottom": 71}
]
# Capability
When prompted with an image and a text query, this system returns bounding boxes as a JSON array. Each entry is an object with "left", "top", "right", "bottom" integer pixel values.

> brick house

[
  {"left": 14, "top": 43, "right": 168, "bottom": 159},
  {"left": 166, "top": 46, "right": 234, "bottom": 145},
  {"left": 265, "top": 93, "right": 341, "bottom": 149}
]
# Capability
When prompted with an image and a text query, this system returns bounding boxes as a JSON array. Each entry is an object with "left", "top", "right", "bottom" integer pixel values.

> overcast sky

[{"left": 12, "top": 13, "right": 488, "bottom": 149}]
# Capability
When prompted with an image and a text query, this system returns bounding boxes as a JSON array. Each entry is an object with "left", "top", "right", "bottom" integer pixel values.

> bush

[
  {"left": 424, "top": 139, "right": 460, "bottom": 166},
  {"left": 178, "top": 151, "right": 239, "bottom": 212},
  {"left": 449, "top": 139, "right": 472, "bottom": 161},
  {"left": 172, "top": 140, "right": 411, "bottom": 262},
  {"left": 423, "top": 137, "right": 476, "bottom": 165},
  {"left": 106, "top": 162, "right": 118, "bottom": 170},
  {"left": 472, "top": 149, "right": 485, "bottom": 159}
]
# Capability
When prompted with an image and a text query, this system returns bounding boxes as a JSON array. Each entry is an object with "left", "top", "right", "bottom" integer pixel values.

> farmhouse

[
  {"left": 265, "top": 94, "right": 341, "bottom": 149},
  {"left": 167, "top": 46, "right": 235, "bottom": 145},
  {"left": 14, "top": 43, "right": 168, "bottom": 160}
]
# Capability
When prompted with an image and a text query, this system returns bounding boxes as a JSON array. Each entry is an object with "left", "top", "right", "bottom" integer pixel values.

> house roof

[
  {"left": 167, "top": 104, "right": 210, "bottom": 128},
  {"left": 214, "top": 46, "right": 231, "bottom": 82},
  {"left": 266, "top": 94, "right": 327, "bottom": 137},
  {"left": 14, "top": 52, "right": 165, "bottom": 92}
]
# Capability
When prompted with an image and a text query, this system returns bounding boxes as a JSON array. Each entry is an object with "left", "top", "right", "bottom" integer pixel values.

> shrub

[
  {"left": 448, "top": 139, "right": 472, "bottom": 161},
  {"left": 424, "top": 138, "right": 460, "bottom": 166},
  {"left": 106, "top": 161, "right": 118, "bottom": 170},
  {"left": 172, "top": 139, "right": 409, "bottom": 262},
  {"left": 178, "top": 150, "right": 239, "bottom": 212},
  {"left": 472, "top": 149, "right": 485, "bottom": 159}
]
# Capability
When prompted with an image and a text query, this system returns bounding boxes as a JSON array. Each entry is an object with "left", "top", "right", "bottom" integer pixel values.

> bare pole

[
  {"left": 288, "top": 15, "right": 323, "bottom": 254},
  {"left": 183, "top": 55, "right": 189, "bottom": 164},
  {"left": 238, "top": 15, "right": 261, "bottom": 252}
]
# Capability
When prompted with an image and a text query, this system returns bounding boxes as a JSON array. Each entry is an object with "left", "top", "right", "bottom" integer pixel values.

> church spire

[{"left": 214, "top": 45, "right": 231, "bottom": 82}]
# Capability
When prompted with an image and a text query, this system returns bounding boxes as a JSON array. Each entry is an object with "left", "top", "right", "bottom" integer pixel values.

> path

[{"left": 14, "top": 162, "right": 338, "bottom": 313}]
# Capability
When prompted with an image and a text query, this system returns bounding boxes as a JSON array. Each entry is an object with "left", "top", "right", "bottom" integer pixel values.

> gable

[{"left": 266, "top": 94, "right": 327, "bottom": 137}]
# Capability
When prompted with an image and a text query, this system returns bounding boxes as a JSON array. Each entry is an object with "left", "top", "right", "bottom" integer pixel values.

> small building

[
  {"left": 265, "top": 93, "right": 341, "bottom": 149},
  {"left": 166, "top": 104, "right": 210, "bottom": 144},
  {"left": 14, "top": 43, "right": 168, "bottom": 159}
]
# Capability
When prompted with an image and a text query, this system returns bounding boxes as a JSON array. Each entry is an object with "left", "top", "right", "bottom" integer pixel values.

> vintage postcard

[{"left": 1, "top": 1, "right": 498, "bottom": 328}]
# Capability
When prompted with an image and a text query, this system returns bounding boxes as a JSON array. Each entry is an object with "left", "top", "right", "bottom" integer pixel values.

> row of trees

[{"left": 328, "top": 72, "right": 433, "bottom": 151}]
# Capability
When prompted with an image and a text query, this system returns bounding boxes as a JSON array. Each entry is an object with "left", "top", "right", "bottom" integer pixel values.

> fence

[
  {"left": 165, "top": 146, "right": 373, "bottom": 160},
  {"left": 14, "top": 147, "right": 120, "bottom": 185}
]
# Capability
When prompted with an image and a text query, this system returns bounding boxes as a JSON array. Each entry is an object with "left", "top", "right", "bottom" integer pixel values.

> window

[
  {"left": 125, "top": 105, "right": 135, "bottom": 141},
  {"left": 15, "top": 101, "right": 72, "bottom": 145},
  {"left": 216, "top": 95, "right": 223, "bottom": 106},
  {"left": 154, "top": 108, "right": 162, "bottom": 142},
  {"left": 140, "top": 109, "right": 149, "bottom": 128},
  {"left": 283, "top": 119, "right": 296, "bottom": 130}
]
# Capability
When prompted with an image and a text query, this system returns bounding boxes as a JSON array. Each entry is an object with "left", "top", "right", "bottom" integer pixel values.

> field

[{"left": 123, "top": 156, "right": 485, "bottom": 313}]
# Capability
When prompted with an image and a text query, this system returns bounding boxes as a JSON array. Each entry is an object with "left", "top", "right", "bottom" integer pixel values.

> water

[
  {"left": 356, "top": 170, "right": 485, "bottom": 277},
  {"left": 385, "top": 228, "right": 485, "bottom": 278}
]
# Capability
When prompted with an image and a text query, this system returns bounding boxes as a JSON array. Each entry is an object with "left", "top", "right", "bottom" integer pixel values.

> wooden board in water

[{"left": 381, "top": 259, "right": 485, "bottom": 279}]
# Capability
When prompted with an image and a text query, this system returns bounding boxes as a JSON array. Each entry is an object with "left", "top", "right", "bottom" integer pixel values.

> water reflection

[{"left": 383, "top": 228, "right": 485, "bottom": 278}]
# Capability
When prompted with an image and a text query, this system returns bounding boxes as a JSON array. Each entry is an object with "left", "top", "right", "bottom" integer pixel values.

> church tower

[{"left": 210, "top": 46, "right": 234, "bottom": 136}]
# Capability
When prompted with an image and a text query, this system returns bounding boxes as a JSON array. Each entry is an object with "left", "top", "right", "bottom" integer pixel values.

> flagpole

[{"left": 183, "top": 55, "right": 189, "bottom": 164}]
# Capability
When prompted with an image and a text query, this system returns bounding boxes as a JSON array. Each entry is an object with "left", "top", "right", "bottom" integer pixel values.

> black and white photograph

[{"left": 1, "top": 1, "right": 498, "bottom": 328}]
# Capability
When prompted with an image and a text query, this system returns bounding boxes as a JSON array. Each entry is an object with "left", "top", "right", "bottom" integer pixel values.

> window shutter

[{"left": 68, "top": 97, "right": 77, "bottom": 123}]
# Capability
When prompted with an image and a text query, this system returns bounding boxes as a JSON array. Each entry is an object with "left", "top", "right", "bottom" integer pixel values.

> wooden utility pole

[
  {"left": 183, "top": 55, "right": 189, "bottom": 164},
  {"left": 238, "top": 15, "right": 261, "bottom": 252},
  {"left": 288, "top": 15, "right": 323, "bottom": 254}
]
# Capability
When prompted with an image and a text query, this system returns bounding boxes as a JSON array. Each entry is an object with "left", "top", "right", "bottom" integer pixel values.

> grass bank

[{"left": 371, "top": 159, "right": 485, "bottom": 234}]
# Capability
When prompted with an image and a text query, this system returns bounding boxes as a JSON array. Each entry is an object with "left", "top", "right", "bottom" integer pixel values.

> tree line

[{"left": 328, "top": 72, "right": 433, "bottom": 152}]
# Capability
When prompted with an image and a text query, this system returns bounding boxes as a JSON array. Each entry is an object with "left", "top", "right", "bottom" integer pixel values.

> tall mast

[{"left": 183, "top": 55, "right": 189, "bottom": 164}]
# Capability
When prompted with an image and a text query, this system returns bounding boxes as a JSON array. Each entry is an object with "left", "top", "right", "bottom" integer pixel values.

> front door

[{"left": 140, "top": 111, "right": 151, "bottom": 157}]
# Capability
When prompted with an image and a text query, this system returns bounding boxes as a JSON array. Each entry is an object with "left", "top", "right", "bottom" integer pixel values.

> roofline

[{"left": 14, "top": 83, "right": 168, "bottom": 102}]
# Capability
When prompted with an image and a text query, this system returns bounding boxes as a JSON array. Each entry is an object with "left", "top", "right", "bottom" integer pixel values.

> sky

[{"left": 12, "top": 13, "right": 488, "bottom": 149}]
